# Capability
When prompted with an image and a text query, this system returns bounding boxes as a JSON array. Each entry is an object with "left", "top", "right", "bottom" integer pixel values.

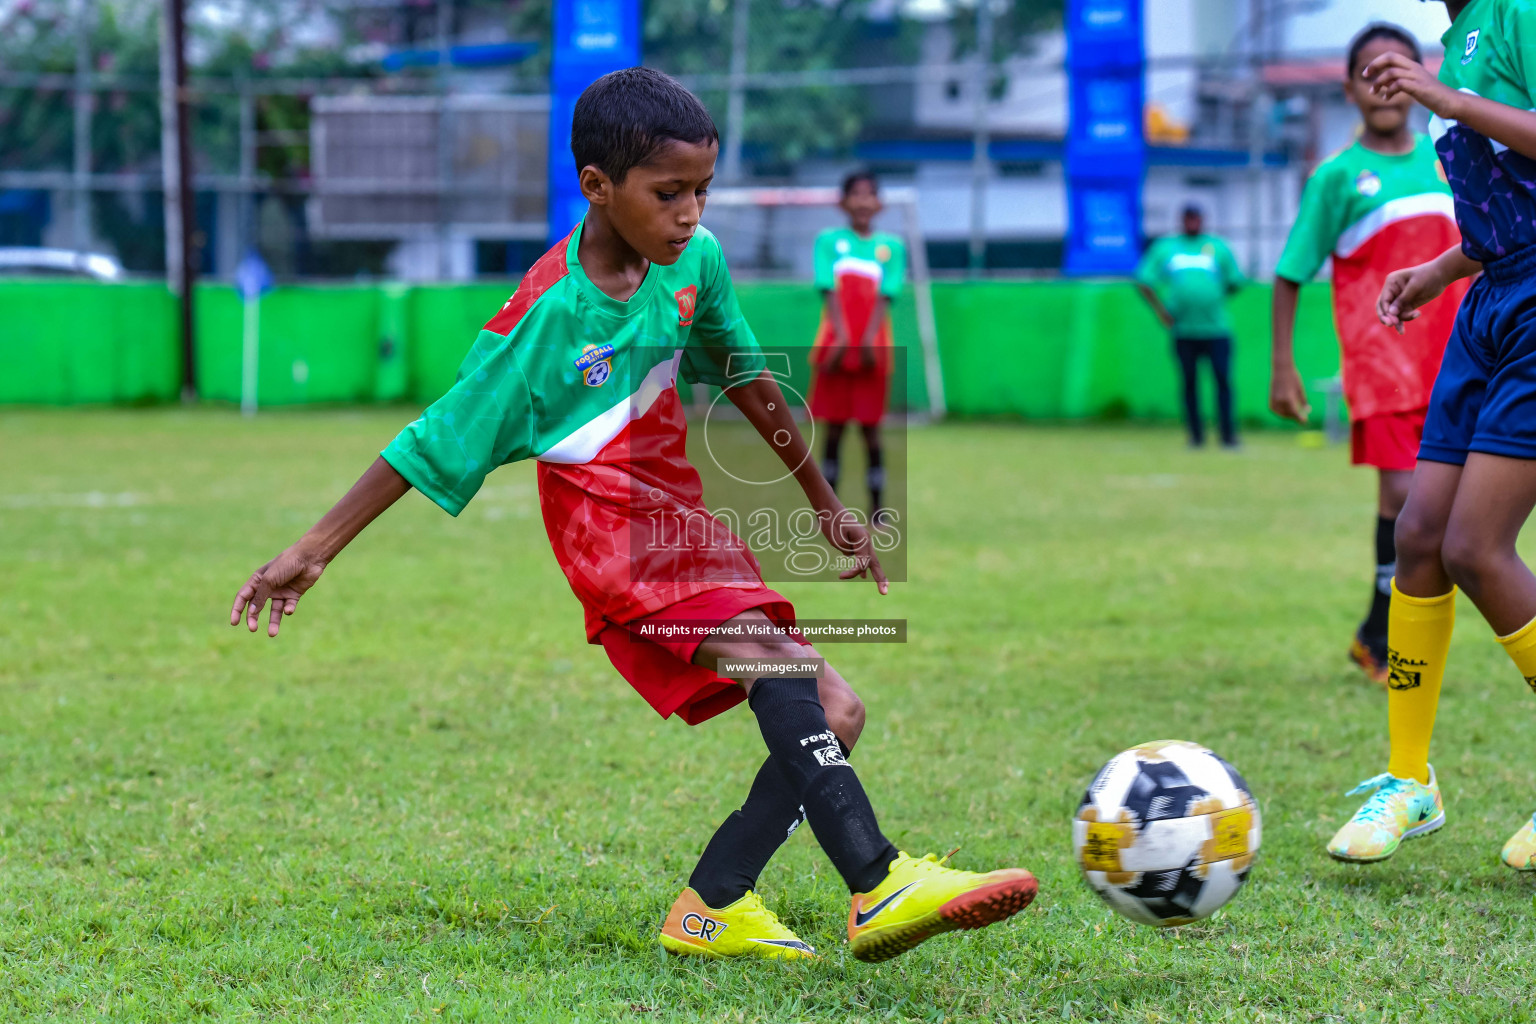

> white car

[{"left": 0, "top": 247, "right": 124, "bottom": 280}]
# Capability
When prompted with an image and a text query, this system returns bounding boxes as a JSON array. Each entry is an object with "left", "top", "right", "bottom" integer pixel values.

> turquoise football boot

[{"left": 1327, "top": 767, "right": 1444, "bottom": 863}]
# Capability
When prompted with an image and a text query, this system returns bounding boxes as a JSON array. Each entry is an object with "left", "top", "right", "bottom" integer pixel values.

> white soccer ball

[{"left": 1073, "top": 739, "right": 1261, "bottom": 927}]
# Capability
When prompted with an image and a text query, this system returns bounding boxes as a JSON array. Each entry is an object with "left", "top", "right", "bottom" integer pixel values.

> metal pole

[
  {"left": 436, "top": 0, "right": 453, "bottom": 280},
  {"left": 967, "top": 0, "right": 993, "bottom": 274},
  {"left": 722, "top": 0, "right": 750, "bottom": 183},
  {"left": 903, "top": 200, "right": 946, "bottom": 420},
  {"left": 238, "top": 80, "right": 255, "bottom": 259},
  {"left": 161, "top": 0, "right": 196, "bottom": 399},
  {"left": 241, "top": 290, "right": 260, "bottom": 417},
  {"left": 1246, "top": 0, "right": 1266, "bottom": 278},
  {"left": 72, "top": 0, "right": 91, "bottom": 249}
]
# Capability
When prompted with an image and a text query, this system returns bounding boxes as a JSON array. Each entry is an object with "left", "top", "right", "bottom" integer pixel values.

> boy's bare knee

[
  {"left": 819, "top": 674, "right": 866, "bottom": 748},
  {"left": 1394, "top": 510, "right": 1446, "bottom": 570},
  {"left": 1441, "top": 530, "right": 1495, "bottom": 596}
]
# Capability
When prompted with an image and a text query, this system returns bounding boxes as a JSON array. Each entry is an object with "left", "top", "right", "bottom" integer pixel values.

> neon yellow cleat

[
  {"left": 658, "top": 888, "right": 815, "bottom": 960},
  {"left": 847, "top": 851, "right": 1037, "bottom": 963},
  {"left": 1501, "top": 814, "right": 1536, "bottom": 871}
]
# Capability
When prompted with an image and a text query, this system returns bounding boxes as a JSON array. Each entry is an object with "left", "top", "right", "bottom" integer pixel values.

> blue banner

[
  {"left": 548, "top": 0, "right": 642, "bottom": 246},
  {"left": 1064, "top": 0, "right": 1145, "bottom": 276}
]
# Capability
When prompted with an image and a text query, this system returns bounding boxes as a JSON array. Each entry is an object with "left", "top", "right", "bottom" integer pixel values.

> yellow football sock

[
  {"left": 1496, "top": 613, "right": 1536, "bottom": 697},
  {"left": 1386, "top": 582, "right": 1455, "bottom": 785}
]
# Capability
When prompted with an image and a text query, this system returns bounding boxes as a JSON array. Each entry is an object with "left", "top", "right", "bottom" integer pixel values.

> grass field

[{"left": 5, "top": 409, "right": 1536, "bottom": 1023}]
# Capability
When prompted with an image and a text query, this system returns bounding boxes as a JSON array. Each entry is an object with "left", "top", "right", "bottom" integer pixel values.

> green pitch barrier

[{"left": 0, "top": 277, "right": 1343, "bottom": 425}]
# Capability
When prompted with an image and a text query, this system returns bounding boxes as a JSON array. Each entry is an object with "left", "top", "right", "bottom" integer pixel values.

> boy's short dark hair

[
  {"left": 1347, "top": 22, "right": 1422, "bottom": 77},
  {"left": 842, "top": 170, "right": 879, "bottom": 198},
  {"left": 571, "top": 67, "right": 719, "bottom": 184}
]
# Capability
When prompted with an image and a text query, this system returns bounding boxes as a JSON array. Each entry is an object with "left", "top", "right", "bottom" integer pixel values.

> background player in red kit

[
  {"left": 1269, "top": 23, "right": 1466, "bottom": 683},
  {"left": 809, "top": 171, "right": 907, "bottom": 527}
]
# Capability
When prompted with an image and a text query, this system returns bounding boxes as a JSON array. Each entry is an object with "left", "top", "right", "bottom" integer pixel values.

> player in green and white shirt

[
  {"left": 809, "top": 171, "right": 907, "bottom": 526},
  {"left": 1135, "top": 206, "right": 1246, "bottom": 447},
  {"left": 1330, "top": 0, "right": 1536, "bottom": 872}
]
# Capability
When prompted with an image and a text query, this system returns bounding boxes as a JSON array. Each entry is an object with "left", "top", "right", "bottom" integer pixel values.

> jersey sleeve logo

[
  {"left": 1463, "top": 29, "right": 1479, "bottom": 65},
  {"left": 674, "top": 285, "right": 697, "bottom": 327}
]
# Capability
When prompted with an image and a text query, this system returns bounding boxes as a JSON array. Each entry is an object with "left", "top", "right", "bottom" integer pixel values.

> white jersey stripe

[
  {"left": 1334, "top": 193, "right": 1457, "bottom": 260},
  {"left": 537, "top": 350, "right": 682, "bottom": 465},
  {"left": 832, "top": 255, "right": 883, "bottom": 282}
]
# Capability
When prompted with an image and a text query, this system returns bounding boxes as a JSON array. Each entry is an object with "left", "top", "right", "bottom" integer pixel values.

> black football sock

[
  {"left": 865, "top": 443, "right": 884, "bottom": 517},
  {"left": 1362, "top": 515, "right": 1396, "bottom": 652},
  {"left": 688, "top": 757, "right": 805, "bottom": 908},
  {"left": 748, "top": 677, "right": 898, "bottom": 894},
  {"left": 822, "top": 430, "right": 842, "bottom": 492}
]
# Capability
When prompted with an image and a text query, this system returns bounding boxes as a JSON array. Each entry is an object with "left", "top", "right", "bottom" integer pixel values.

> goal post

[{"left": 703, "top": 185, "right": 946, "bottom": 420}]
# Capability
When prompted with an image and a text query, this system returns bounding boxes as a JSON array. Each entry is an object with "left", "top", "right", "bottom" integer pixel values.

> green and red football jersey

[
  {"left": 1276, "top": 135, "right": 1465, "bottom": 420},
  {"left": 811, "top": 227, "right": 905, "bottom": 372},
  {"left": 382, "top": 223, "right": 771, "bottom": 638},
  {"left": 1135, "top": 233, "right": 1245, "bottom": 340}
]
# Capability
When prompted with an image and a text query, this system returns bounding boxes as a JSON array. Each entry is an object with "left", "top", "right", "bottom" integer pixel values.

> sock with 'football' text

[
  {"left": 748, "top": 676, "right": 898, "bottom": 894},
  {"left": 1386, "top": 582, "right": 1455, "bottom": 784}
]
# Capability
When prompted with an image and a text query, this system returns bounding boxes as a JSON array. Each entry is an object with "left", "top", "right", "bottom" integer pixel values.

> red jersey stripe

[{"left": 483, "top": 231, "right": 574, "bottom": 335}]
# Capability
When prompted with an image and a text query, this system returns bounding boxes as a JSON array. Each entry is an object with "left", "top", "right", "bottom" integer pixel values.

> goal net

[{"left": 700, "top": 185, "right": 946, "bottom": 420}]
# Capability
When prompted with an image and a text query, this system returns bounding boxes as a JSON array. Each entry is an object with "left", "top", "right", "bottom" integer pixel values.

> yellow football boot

[
  {"left": 658, "top": 888, "right": 815, "bottom": 960},
  {"left": 847, "top": 851, "right": 1037, "bottom": 963},
  {"left": 1501, "top": 814, "right": 1536, "bottom": 871}
]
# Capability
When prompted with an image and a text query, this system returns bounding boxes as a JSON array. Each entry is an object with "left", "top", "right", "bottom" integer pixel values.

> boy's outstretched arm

[
  {"left": 724, "top": 371, "right": 888, "bottom": 595},
  {"left": 229, "top": 456, "right": 410, "bottom": 637},
  {"left": 1365, "top": 53, "right": 1536, "bottom": 162},
  {"left": 1269, "top": 276, "right": 1311, "bottom": 424}
]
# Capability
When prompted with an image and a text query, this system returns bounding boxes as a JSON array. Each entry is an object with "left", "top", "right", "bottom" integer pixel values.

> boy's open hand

[
  {"left": 230, "top": 543, "right": 328, "bottom": 637},
  {"left": 1377, "top": 261, "right": 1447, "bottom": 335},
  {"left": 822, "top": 506, "right": 888, "bottom": 595},
  {"left": 1363, "top": 52, "right": 1458, "bottom": 116}
]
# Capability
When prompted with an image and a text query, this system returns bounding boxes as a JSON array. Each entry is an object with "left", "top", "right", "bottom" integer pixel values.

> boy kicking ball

[
  {"left": 1330, "top": 0, "right": 1536, "bottom": 870},
  {"left": 228, "top": 67, "right": 1036, "bottom": 961}
]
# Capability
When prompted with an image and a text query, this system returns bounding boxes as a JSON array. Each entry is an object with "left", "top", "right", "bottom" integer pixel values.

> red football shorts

[
  {"left": 1351, "top": 408, "right": 1427, "bottom": 472},
  {"left": 809, "top": 368, "right": 890, "bottom": 427},
  {"left": 597, "top": 586, "right": 808, "bottom": 726}
]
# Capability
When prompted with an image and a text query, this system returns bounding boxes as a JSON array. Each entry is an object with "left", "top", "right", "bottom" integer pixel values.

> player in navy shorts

[{"left": 1329, "top": 0, "right": 1536, "bottom": 870}]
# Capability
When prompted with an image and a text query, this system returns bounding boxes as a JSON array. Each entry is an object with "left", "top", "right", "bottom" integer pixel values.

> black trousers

[{"left": 1174, "top": 336, "right": 1236, "bottom": 447}]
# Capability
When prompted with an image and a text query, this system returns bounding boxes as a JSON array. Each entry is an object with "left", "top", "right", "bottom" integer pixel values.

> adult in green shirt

[{"left": 1135, "top": 205, "right": 1246, "bottom": 448}]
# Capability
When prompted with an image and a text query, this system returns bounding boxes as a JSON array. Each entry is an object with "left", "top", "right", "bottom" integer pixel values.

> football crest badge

[
  {"left": 573, "top": 343, "right": 614, "bottom": 387},
  {"left": 1355, "top": 170, "right": 1382, "bottom": 198},
  {"left": 675, "top": 285, "right": 696, "bottom": 327}
]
